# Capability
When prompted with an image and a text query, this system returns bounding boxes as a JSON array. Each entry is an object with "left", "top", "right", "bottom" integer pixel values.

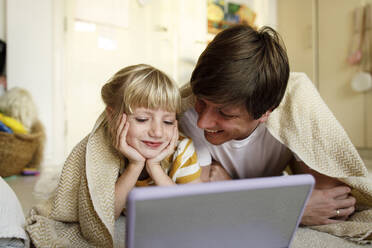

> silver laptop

[{"left": 126, "top": 174, "right": 314, "bottom": 248}]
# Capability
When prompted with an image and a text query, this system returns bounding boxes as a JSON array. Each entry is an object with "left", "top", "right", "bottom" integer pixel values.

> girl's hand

[
  {"left": 145, "top": 122, "right": 178, "bottom": 186},
  {"left": 146, "top": 122, "right": 179, "bottom": 168},
  {"left": 113, "top": 114, "right": 145, "bottom": 167}
]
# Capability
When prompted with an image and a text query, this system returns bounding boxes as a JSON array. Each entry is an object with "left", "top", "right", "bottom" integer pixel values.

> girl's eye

[
  {"left": 135, "top": 118, "right": 148, "bottom": 123},
  {"left": 163, "top": 120, "right": 175, "bottom": 125}
]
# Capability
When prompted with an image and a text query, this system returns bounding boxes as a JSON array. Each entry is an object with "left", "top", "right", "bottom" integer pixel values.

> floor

[
  {"left": 4, "top": 150, "right": 372, "bottom": 216},
  {"left": 5, "top": 175, "right": 40, "bottom": 215},
  {"left": 5, "top": 167, "right": 61, "bottom": 215}
]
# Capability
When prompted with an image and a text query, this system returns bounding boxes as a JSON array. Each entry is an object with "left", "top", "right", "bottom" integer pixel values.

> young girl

[
  {"left": 103, "top": 64, "right": 202, "bottom": 219},
  {"left": 26, "top": 64, "right": 201, "bottom": 248}
]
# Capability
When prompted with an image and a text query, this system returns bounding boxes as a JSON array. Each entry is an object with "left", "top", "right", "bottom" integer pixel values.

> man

[{"left": 179, "top": 24, "right": 356, "bottom": 226}]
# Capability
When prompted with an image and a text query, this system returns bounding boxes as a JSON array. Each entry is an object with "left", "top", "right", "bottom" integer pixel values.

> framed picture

[{"left": 207, "top": 0, "right": 257, "bottom": 34}]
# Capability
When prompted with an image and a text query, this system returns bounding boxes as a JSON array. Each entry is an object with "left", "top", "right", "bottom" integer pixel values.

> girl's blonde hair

[{"left": 101, "top": 64, "right": 181, "bottom": 129}]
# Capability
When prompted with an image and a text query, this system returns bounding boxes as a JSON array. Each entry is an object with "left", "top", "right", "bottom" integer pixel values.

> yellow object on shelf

[{"left": 0, "top": 113, "right": 27, "bottom": 134}]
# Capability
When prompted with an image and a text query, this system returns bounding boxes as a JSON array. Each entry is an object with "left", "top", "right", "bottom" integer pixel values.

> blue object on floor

[
  {"left": 0, "top": 120, "right": 13, "bottom": 133},
  {"left": 21, "top": 168, "right": 40, "bottom": 176}
]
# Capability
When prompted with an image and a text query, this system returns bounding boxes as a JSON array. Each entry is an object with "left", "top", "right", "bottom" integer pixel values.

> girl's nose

[{"left": 149, "top": 121, "right": 163, "bottom": 138}]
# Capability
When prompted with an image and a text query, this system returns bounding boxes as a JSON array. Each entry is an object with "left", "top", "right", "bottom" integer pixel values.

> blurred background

[{"left": 0, "top": 0, "right": 371, "bottom": 172}]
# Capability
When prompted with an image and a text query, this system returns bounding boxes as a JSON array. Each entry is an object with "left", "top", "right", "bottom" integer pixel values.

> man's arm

[
  {"left": 200, "top": 166, "right": 211, "bottom": 182},
  {"left": 290, "top": 160, "right": 356, "bottom": 225},
  {"left": 200, "top": 160, "right": 232, "bottom": 182}
]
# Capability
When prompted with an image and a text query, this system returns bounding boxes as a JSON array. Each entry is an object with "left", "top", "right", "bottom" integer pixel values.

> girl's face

[{"left": 126, "top": 107, "right": 176, "bottom": 159}]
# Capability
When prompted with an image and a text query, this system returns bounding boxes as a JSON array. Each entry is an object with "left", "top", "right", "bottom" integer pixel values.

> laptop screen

[{"left": 126, "top": 174, "right": 314, "bottom": 248}]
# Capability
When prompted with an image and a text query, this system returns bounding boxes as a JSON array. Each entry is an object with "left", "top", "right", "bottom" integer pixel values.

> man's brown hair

[{"left": 190, "top": 25, "right": 290, "bottom": 119}]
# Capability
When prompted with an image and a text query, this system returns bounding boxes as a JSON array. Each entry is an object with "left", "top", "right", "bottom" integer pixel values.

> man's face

[{"left": 194, "top": 98, "right": 267, "bottom": 145}]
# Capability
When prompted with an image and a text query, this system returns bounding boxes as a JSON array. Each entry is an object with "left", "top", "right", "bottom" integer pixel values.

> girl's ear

[
  {"left": 105, "top": 106, "right": 114, "bottom": 122},
  {"left": 106, "top": 106, "right": 113, "bottom": 115}
]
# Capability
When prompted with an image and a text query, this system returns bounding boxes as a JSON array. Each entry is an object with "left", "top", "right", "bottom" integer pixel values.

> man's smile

[{"left": 204, "top": 129, "right": 223, "bottom": 133}]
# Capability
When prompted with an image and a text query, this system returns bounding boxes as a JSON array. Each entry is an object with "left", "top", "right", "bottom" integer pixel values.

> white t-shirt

[{"left": 179, "top": 108, "right": 294, "bottom": 179}]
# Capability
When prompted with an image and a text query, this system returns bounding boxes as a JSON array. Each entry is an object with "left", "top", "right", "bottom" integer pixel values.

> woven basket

[{"left": 0, "top": 131, "right": 42, "bottom": 177}]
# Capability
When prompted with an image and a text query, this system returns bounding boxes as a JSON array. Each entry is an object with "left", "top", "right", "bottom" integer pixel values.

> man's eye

[
  {"left": 219, "top": 110, "right": 236, "bottom": 119},
  {"left": 195, "top": 99, "right": 205, "bottom": 112},
  {"left": 196, "top": 99, "right": 205, "bottom": 106},
  {"left": 135, "top": 118, "right": 148, "bottom": 123}
]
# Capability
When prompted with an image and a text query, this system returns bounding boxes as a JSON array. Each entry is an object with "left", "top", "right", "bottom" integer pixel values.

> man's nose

[{"left": 197, "top": 107, "right": 216, "bottom": 129}]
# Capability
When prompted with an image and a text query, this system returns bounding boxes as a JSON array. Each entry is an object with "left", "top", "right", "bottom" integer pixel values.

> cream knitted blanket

[
  {"left": 181, "top": 72, "right": 372, "bottom": 244},
  {"left": 26, "top": 114, "right": 120, "bottom": 247}
]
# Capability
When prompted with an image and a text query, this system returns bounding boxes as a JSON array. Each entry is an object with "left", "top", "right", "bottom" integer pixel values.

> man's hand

[
  {"left": 290, "top": 160, "right": 356, "bottom": 226},
  {"left": 301, "top": 186, "right": 356, "bottom": 226},
  {"left": 209, "top": 162, "right": 232, "bottom": 182}
]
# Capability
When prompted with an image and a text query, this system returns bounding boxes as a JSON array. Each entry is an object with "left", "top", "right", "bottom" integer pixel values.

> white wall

[
  {"left": 6, "top": 0, "right": 65, "bottom": 167},
  {"left": 0, "top": 0, "right": 5, "bottom": 41},
  {"left": 63, "top": 0, "right": 181, "bottom": 152}
]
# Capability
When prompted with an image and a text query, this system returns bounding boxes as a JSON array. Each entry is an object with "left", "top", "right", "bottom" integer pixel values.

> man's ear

[{"left": 258, "top": 110, "right": 271, "bottom": 123}]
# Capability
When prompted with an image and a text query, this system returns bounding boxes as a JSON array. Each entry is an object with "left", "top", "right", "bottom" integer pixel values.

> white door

[{"left": 277, "top": 0, "right": 372, "bottom": 148}]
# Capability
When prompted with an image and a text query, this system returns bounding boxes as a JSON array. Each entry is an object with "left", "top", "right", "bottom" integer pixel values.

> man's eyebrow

[
  {"left": 218, "top": 109, "right": 240, "bottom": 118},
  {"left": 219, "top": 105, "right": 242, "bottom": 115}
]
